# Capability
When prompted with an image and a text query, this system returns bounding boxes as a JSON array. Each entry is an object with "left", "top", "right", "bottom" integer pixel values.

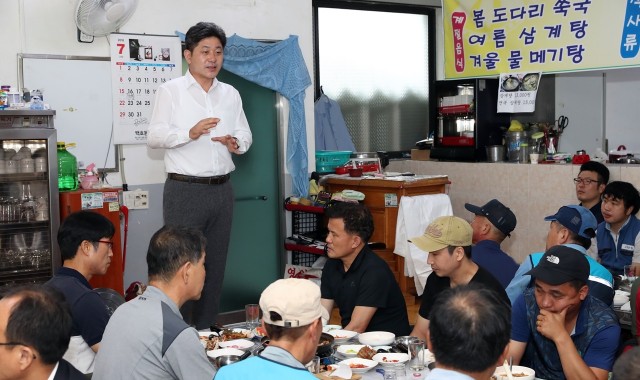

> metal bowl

[{"left": 213, "top": 354, "right": 241, "bottom": 368}]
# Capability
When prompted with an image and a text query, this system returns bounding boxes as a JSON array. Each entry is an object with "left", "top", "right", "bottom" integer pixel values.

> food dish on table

[
  {"left": 372, "top": 352, "right": 410, "bottom": 367},
  {"left": 336, "top": 358, "right": 378, "bottom": 373},
  {"left": 198, "top": 332, "right": 219, "bottom": 350},
  {"left": 358, "top": 331, "right": 395, "bottom": 346},
  {"left": 327, "top": 329, "right": 358, "bottom": 344},
  {"left": 336, "top": 344, "right": 367, "bottom": 358},
  {"left": 218, "top": 338, "right": 254, "bottom": 350}
]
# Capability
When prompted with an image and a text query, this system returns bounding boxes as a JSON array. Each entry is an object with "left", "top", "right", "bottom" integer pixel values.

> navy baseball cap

[
  {"left": 526, "top": 245, "right": 590, "bottom": 285},
  {"left": 544, "top": 205, "right": 597, "bottom": 239},
  {"left": 465, "top": 199, "right": 517, "bottom": 237}
]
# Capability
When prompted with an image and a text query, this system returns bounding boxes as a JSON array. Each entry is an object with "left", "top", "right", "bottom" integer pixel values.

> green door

[{"left": 216, "top": 69, "right": 283, "bottom": 311}]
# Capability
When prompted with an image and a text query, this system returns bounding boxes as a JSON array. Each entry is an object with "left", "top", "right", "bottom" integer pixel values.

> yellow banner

[{"left": 443, "top": 0, "right": 640, "bottom": 78}]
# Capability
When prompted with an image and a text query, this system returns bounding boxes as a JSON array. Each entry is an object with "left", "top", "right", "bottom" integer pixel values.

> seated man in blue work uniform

[
  {"left": 215, "top": 278, "right": 329, "bottom": 380},
  {"left": 506, "top": 205, "right": 614, "bottom": 306},
  {"left": 46, "top": 211, "right": 115, "bottom": 375},
  {"left": 510, "top": 245, "right": 620, "bottom": 380},
  {"left": 465, "top": 199, "right": 518, "bottom": 288},
  {"left": 596, "top": 181, "right": 640, "bottom": 276},
  {"left": 320, "top": 202, "right": 410, "bottom": 336}
]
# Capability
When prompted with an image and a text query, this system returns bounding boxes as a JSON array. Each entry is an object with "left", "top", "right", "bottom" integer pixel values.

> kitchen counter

[{"left": 386, "top": 160, "right": 640, "bottom": 264}]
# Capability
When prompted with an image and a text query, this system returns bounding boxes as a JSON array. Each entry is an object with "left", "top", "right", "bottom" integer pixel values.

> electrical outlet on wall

[{"left": 122, "top": 190, "right": 149, "bottom": 210}]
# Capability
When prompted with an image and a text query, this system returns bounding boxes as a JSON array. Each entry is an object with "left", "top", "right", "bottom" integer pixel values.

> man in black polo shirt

[
  {"left": 409, "top": 216, "right": 509, "bottom": 342},
  {"left": 320, "top": 202, "right": 410, "bottom": 336},
  {"left": 46, "top": 211, "right": 115, "bottom": 375}
]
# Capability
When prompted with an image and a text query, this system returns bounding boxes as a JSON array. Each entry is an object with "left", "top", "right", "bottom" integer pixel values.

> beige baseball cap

[
  {"left": 410, "top": 216, "right": 472, "bottom": 253},
  {"left": 260, "top": 278, "right": 330, "bottom": 327}
]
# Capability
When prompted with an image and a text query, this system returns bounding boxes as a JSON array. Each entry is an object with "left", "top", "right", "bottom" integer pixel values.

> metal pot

[
  {"left": 316, "top": 332, "right": 334, "bottom": 358},
  {"left": 616, "top": 154, "right": 640, "bottom": 164},
  {"left": 486, "top": 145, "right": 505, "bottom": 163},
  {"left": 609, "top": 145, "right": 631, "bottom": 163}
]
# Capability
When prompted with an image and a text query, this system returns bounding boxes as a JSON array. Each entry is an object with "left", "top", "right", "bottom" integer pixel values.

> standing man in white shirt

[{"left": 148, "top": 21, "right": 252, "bottom": 329}]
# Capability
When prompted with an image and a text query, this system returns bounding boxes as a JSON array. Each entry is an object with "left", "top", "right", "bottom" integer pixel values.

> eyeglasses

[
  {"left": 573, "top": 178, "right": 600, "bottom": 186},
  {"left": 96, "top": 240, "right": 113, "bottom": 249}
]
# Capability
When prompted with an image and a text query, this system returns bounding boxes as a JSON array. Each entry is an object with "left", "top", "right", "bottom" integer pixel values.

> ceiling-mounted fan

[{"left": 74, "top": 0, "right": 138, "bottom": 43}]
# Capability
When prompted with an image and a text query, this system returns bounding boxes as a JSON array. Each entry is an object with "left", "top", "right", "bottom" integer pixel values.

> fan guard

[{"left": 75, "top": 0, "right": 138, "bottom": 37}]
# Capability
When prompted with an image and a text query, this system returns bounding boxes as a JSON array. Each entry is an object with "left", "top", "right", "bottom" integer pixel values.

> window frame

[{"left": 312, "top": 0, "right": 437, "bottom": 152}]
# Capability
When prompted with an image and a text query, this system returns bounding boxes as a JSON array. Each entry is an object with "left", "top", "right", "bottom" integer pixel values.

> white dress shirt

[{"left": 148, "top": 70, "right": 252, "bottom": 177}]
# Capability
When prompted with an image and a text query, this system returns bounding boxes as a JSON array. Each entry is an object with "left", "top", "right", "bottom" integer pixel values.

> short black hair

[
  {"left": 580, "top": 161, "right": 610, "bottom": 184},
  {"left": 1, "top": 285, "right": 72, "bottom": 365},
  {"left": 184, "top": 22, "right": 227, "bottom": 51},
  {"left": 565, "top": 229, "right": 592, "bottom": 250},
  {"left": 147, "top": 225, "right": 207, "bottom": 282},
  {"left": 429, "top": 285, "right": 511, "bottom": 373},
  {"left": 602, "top": 181, "right": 640, "bottom": 215},
  {"left": 57, "top": 211, "right": 115, "bottom": 261},
  {"left": 447, "top": 245, "right": 473, "bottom": 259},
  {"left": 325, "top": 202, "right": 374, "bottom": 242}
]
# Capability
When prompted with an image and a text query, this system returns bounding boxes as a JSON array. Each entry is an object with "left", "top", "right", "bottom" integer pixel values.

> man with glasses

[
  {"left": 506, "top": 205, "right": 614, "bottom": 306},
  {"left": 0, "top": 285, "right": 85, "bottom": 379},
  {"left": 46, "top": 211, "right": 115, "bottom": 375},
  {"left": 574, "top": 161, "right": 609, "bottom": 224}
]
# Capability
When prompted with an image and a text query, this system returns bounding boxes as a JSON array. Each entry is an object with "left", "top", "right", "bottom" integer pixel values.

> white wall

[{"left": 0, "top": 0, "right": 314, "bottom": 188}]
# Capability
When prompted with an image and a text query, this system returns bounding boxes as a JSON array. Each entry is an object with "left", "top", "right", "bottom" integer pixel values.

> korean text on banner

[{"left": 442, "top": 0, "right": 640, "bottom": 79}]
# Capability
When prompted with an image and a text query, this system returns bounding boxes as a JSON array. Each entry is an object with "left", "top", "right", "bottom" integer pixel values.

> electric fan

[{"left": 75, "top": 0, "right": 138, "bottom": 42}]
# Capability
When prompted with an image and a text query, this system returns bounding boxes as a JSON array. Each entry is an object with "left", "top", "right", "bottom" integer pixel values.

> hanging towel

[
  {"left": 314, "top": 94, "right": 355, "bottom": 151},
  {"left": 176, "top": 32, "right": 312, "bottom": 197},
  {"left": 394, "top": 194, "right": 453, "bottom": 295}
]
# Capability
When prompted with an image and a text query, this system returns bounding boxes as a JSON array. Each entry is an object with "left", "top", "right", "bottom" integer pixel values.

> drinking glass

[
  {"left": 305, "top": 356, "right": 321, "bottom": 374},
  {"left": 245, "top": 303, "right": 260, "bottom": 329},
  {"left": 409, "top": 340, "right": 426, "bottom": 371}
]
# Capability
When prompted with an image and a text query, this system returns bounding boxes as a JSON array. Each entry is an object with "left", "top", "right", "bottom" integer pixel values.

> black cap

[
  {"left": 464, "top": 199, "right": 517, "bottom": 237},
  {"left": 525, "top": 245, "right": 590, "bottom": 285}
]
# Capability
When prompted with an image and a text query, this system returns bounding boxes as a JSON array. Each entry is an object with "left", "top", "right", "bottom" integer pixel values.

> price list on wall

[{"left": 109, "top": 33, "right": 182, "bottom": 144}]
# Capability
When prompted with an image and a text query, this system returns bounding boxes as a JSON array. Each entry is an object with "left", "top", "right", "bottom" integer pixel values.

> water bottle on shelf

[{"left": 57, "top": 142, "right": 78, "bottom": 191}]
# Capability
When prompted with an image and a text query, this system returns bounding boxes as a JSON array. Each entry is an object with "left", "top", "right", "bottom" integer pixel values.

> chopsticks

[{"left": 502, "top": 359, "right": 515, "bottom": 380}]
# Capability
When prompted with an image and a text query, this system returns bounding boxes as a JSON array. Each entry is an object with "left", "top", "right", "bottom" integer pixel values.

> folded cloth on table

[{"left": 394, "top": 193, "right": 452, "bottom": 295}]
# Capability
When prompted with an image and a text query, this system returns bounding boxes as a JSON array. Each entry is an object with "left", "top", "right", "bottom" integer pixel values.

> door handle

[{"left": 235, "top": 196, "right": 268, "bottom": 201}]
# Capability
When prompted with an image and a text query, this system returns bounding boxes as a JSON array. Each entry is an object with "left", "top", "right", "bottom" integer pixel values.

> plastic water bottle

[{"left": 57, "top": 142, "right": 78, "bottom": 191}]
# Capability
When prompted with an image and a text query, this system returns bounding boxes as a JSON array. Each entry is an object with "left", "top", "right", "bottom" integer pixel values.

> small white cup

[
  {"left": 35, "top": 157, "right": 47, "bottom": 172},
  {"left": 5, "top": 160, "right": 18, "bottom": 174},
  {"left": 530, "top": 153, "right": 540, "bottom": 164},
  {"left": 20, "top": 158, "right": 34, "bottom": 173}
]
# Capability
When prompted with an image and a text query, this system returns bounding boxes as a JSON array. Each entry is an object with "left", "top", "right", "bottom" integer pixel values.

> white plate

[
  {"left": 372, "top": 352, "right": 410, "bottom": 367},
  {"left": 337, "top": 357, "right": 377, "bottom": 373},
  {"left": 493, "top": 365, "right": 535, "bottom": 380},
  {"left": 358, "top": 331, "right": 395, "bottom": 346},
  {"left": 198, "top": 332, "right": 219, "bottom": 350},
  {"left": 322, "top": 324, "right": 342, "bottom": 333},
  {"left": 336, "top": 344, "right": 367, "bottom": 358},
  {"left": 206, "top": 348, "right": 244, "bottom": 359},
  {"left": 327, "top": 329, "right": 358, "bottom": 344},
  {"left": 218, "top": 339, "right": 254, "bottom": 350}
]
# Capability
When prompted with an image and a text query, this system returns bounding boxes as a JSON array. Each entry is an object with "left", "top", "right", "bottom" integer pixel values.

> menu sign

[
  {"left": 443, "top": 0, "right": 640, "bottom": 78},
  {"left": 109, "top": 33, "right": 182, "bottom": 144},
  {"left": 497, "top": 71, "right": 541, "bottom": 113}
]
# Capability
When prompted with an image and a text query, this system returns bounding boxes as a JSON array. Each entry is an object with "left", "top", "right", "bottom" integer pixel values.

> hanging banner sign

[
  {"left": 110, "top": 33, "right": 182, "bottom": 144},
  {"left": 443, "top": 0, "right": 640, "bottom": 79}
]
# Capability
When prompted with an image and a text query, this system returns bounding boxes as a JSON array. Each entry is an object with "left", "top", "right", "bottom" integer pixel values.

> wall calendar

[{"left": 109, "top": 33, "right": 182, "bottom": 144}]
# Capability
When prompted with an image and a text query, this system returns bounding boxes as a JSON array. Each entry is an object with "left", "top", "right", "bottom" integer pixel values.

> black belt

[{"left": 168, "top": 173, "right": 230, "bottom": 185}]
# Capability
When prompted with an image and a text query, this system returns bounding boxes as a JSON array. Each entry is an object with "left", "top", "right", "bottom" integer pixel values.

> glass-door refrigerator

[{"left": 0, "top": 110, "right": 60, "bottom": 289}]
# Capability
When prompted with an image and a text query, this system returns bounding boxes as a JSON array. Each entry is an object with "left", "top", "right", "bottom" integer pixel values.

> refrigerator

[{"left": 0, "top": 110, "right": 61, "bottom": 289}]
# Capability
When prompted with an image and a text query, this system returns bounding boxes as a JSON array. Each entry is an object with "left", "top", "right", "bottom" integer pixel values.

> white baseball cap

[{"left": 260, "top": 278, "right": 330, "bottom": 327}]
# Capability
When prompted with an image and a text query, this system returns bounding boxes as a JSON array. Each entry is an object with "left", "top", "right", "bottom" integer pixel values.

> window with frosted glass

[{"left": 315, "top": 4, "right": 434, "bottom": 152}]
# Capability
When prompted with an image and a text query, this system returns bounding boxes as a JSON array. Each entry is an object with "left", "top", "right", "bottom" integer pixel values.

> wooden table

[{"left": 323, "top": 175, "right": 449, "bottom": 303}]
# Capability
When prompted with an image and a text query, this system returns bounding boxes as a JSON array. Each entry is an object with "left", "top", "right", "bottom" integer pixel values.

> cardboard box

[{"left": 411, "top": 149, "right": 431, "bottom": 161}]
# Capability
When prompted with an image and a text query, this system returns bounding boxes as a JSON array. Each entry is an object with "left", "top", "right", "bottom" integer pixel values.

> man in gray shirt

[{"left": 93, "top": 226, "right": 215, "bottom": 379}]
